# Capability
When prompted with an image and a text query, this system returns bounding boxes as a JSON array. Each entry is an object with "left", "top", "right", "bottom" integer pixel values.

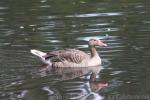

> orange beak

[{"left": 97, "top": 40, "right": 107, "bottom": 47}]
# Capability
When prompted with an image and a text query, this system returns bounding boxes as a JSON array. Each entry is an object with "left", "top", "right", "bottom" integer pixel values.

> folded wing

[{"left": 44, "top": 49, "right": 89, "bottom": 64}]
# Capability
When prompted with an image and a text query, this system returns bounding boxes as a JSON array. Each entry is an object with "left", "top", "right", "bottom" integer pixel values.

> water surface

[{"left": 0, "top": 0, "right": 150, "bottom": 100}]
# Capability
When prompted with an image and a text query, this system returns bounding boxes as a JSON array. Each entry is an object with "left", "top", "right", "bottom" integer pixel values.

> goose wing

[{"left": 44, "top": 49, "right": 89, "bottom": 63}]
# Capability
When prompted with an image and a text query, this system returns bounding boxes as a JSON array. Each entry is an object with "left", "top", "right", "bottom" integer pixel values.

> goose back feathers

[{"left": 45, "top": 49, "right": 89, "bottom": 63}]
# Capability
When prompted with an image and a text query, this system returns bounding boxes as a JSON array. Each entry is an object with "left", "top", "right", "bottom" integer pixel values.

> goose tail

[
  {"left": 30, "top": 49, "right": 46, "bottom": 58},
  {"left": 30, "top": 49, "right": 51, "bottom": 65}
]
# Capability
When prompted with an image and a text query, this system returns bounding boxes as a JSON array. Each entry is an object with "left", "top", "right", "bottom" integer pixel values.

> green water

[{"left": 0, "top": 0, "right": 150, "bottom": 100}]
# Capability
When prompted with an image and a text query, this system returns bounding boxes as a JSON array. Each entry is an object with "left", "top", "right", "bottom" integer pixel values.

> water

[{"left": 0, "top": 0, "right": 150, "bottom": 100}]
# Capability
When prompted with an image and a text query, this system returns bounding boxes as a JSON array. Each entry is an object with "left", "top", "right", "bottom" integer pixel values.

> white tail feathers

[
  {"left": 30, "top": 49, "right": 46, "bottom": 58},
  {"left": 30, "top": 49, "right": 51, "bottom": 64}
]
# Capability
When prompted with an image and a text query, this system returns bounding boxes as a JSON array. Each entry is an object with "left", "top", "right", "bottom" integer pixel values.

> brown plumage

[
  {"left": 45, "top": 49, "right": 87, "bottom": 63},
  {"left": 30, "top": 38, "right": 107, "bottom": 67}
]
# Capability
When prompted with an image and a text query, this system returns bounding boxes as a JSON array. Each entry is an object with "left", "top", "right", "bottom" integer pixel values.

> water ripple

[
  {"left": 65, "top": 12, "right": 123, "bottom": 18},
  {"left": 84, "top": 27, "right": 120, "bottom": 33},
  {"left": 77, "top": 35, "right": 120, "bottom": 41}
]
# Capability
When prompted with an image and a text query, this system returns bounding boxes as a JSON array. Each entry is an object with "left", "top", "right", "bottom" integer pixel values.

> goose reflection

[
  {"left": 28, "top": 65, "right": 108, "bottom": 100},
  {"left": 33, "top": 64, "right": 102, "bottom": 80}
]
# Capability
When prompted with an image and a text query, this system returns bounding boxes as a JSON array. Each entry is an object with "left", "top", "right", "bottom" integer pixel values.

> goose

[{"left": 30, "top": 38, "right": 107, "bottom": 67}]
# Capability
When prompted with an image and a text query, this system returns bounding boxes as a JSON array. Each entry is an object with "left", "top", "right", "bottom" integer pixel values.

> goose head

[{"left": 88, "top": 38, "right": 107, "bottom": 47}]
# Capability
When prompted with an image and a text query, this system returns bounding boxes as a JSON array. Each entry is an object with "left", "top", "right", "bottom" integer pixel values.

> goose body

[{"left": 30, "top": 39, "right": 107, "bottom": 67}]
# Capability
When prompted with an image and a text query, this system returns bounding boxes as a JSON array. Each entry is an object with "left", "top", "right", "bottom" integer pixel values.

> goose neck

[{"left": 89, "top": 46, "right": 98, "bottom": 58}]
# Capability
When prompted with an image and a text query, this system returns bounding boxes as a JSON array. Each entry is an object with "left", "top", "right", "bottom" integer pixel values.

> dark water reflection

[
  {"left": 0, "top": 0, "right": 150, "bottom": 100},
  {"left": 1, "top": 65, "right": 107, "bottom": 100},
  {"left": 30, "top": 65, "right": 106, "bottom": 99}
]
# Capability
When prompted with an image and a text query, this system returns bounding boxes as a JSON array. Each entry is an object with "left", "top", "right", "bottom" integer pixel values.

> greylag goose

[{"left": 30, "top": 39, "right": 107, "bottom": 67}]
